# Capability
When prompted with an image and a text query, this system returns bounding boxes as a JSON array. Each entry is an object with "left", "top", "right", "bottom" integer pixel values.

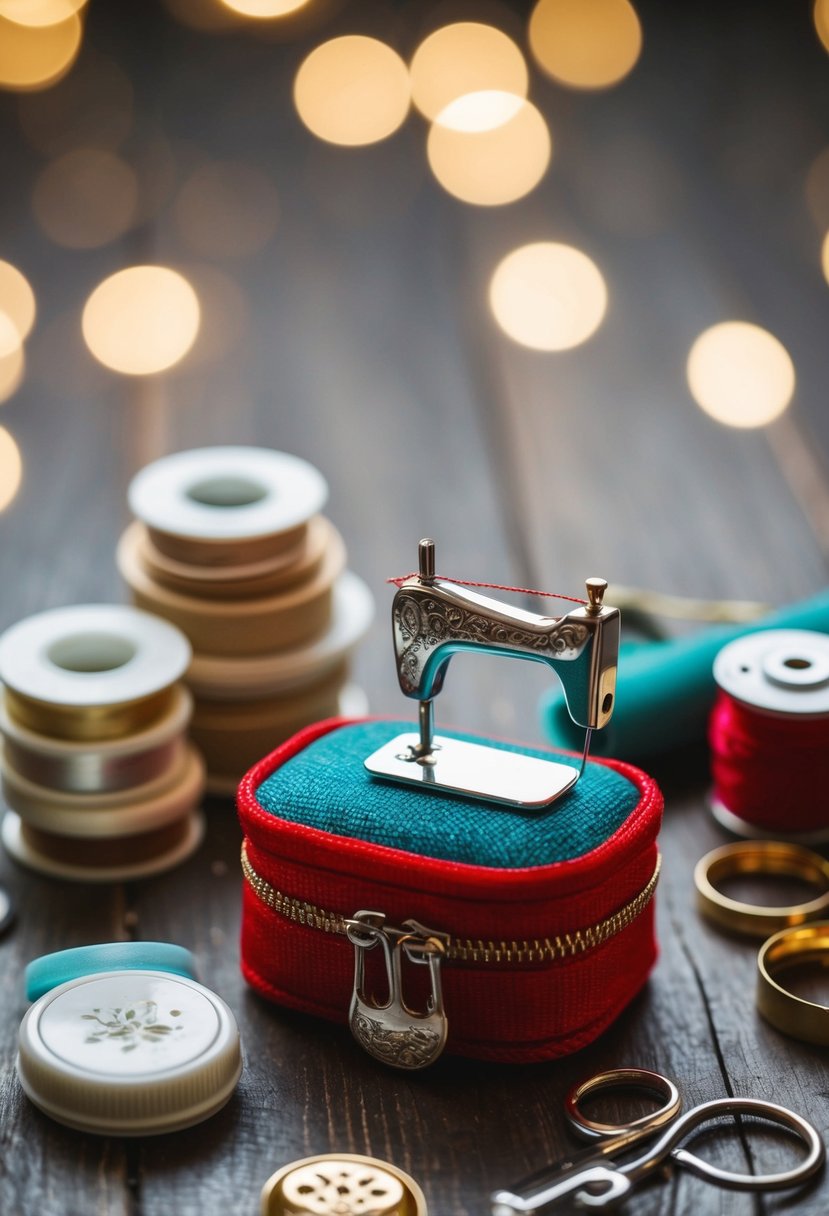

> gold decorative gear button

[{"left": 260, "top": 1154, "right": 427, "bottom": 1216}]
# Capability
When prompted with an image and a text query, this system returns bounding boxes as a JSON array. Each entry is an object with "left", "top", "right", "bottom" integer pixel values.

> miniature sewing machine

[{"left": 364, "top": 540, "right": 620, "bottom": 808}]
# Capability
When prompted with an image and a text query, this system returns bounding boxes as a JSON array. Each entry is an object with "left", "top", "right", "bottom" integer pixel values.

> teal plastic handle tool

[
  {"left": 25, "top": 941, "right": 198, "bottom": 1001},
  {"left": 541, "top": 588, "right": 829, "bottom": 762}
]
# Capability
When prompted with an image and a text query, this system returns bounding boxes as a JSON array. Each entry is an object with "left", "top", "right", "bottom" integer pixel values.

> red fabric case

[{"left": 238, "top": 717, "right": 663, "bottom": 1064}]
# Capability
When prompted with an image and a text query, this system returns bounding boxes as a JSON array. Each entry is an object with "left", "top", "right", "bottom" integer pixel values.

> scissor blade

[{"left": 491, "top": 1147, "right": 631, "bottom": 1214}]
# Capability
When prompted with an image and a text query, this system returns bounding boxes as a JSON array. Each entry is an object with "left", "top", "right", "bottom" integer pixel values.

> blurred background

[{"left": 0, "top": 0, "right": 828, "bottom": 734}]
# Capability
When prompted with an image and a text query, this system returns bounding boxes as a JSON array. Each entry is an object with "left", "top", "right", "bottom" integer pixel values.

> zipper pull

[{"left": 346, "top": 911, "right": 449, "bottom": 1070}]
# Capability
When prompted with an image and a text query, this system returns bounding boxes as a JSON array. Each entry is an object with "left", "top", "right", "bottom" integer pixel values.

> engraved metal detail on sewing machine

[{"left": 394, "top": 590, "right": 589, "bottom": 695}]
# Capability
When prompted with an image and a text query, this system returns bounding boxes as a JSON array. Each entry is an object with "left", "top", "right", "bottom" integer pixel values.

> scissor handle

[
  {"left": 622, "top": 1097, "right": 825, "bottom": 1194},
  {"left": 566, "top": 1068, "right": 682, "bottom": 1140}
]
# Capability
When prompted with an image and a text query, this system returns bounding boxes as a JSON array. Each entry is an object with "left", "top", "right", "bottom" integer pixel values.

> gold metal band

[
  {"left": 694, "top": 841, "right": 829, "bottom": 938},
  {"left": 757, "top": 923, "right": 829, "bottom": 1045},
  {"left": 4, "top": 686, "right": 176, "bottom": 742}
]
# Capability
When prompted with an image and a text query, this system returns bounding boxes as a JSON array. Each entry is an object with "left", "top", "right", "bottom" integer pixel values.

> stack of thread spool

[
  {"left": 0, "top": 605, "right": 204, "bottom": 881},
  {"left": 116, "top": 446, "right": 373, "bottom": 794},
  {"left": 709, "top": 628, "right": 829, "bottom": 840}
]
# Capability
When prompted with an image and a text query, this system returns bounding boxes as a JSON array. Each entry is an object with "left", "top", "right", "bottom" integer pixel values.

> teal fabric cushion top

[{"left": 254, "top": 721, "right": 641, "bottom": 868}]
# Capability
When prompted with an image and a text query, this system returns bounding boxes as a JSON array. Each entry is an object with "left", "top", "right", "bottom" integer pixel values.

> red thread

[
  {"left": 387, "top": 574, "right": 587, "bottom": 605},
  {"left": 709, "top": 692, "right": 829, "bottom": 833}
]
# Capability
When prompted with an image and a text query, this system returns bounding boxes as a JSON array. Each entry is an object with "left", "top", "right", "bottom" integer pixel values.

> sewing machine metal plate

[
  {"left": 365, "top": 539, "right": 619, "bottom": 809},
  {"left": 364, "top": 734, "right": 580, "bottom": 808}
]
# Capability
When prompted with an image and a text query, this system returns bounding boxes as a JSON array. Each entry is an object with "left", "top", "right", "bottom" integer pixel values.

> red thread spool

[{"left": 709, "top": 630, "right": 829, "bottom": 840}]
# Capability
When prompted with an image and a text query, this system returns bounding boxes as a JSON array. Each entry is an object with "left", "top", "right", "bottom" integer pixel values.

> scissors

[{"left": 491, "top": 1067, "right": 825, "bottom": 1213}]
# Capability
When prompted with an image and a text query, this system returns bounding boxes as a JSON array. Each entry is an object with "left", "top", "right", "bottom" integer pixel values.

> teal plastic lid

[{"left": 25, "top": 942, "right": 198, "bottom": 1002}]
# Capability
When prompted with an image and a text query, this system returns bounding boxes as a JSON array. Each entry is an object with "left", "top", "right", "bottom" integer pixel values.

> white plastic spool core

[
  {"left": 713, "top": 630, "right": 829, "bottom": 718},
  {"left": 128, "top": 447, "right": 328, "bottom": 542},
  {"left": 0, "top": 606, "right": 190, "bottom": 708}
]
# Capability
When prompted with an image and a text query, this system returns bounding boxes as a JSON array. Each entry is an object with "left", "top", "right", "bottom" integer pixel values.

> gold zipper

[{"left": 241, "top": 843, "right": 661, "bottom": 967}]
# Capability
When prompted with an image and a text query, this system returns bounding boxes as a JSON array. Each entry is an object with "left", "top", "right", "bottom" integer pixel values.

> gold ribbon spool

[
  {"left": 260, "top": 1154, "right": 427, "bottom": 1216},
  {"left": 4, "top": 686, "right": 176, "bottom": 743},
  {"left": 695, "top": 841, "right": 829, "bottom": 938},
  {"left": 119, "top": 524, "right": 346, "bottom": 657},
  {"left": 757, "top": 922, "right": 829, "bottom": 1046},
  {"left": 130, "top": 516, "right": 331, "bottom": 601}
]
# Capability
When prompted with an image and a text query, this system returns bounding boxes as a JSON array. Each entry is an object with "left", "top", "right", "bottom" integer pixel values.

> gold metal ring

[
  {"left": 694, "top": 841, "right": 829, "bottom": 938},
  {"left": 260, "top": 1154, "right": 427, "bottom": 1216},
  {"left": 757, "top": 922, "right": 829, "bottom": 1045},
  {"left": 565, "top": 1068, "right": 681, "bottom": 1139}
]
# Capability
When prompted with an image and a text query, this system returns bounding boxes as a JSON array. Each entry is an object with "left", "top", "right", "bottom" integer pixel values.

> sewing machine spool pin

[{"left": 364, "top": 540, "right": 620, "bottom": 809}]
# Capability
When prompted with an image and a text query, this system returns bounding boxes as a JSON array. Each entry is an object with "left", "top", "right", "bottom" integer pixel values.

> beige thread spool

[
  {"left": 118, "top": 524, "right": 346, "bottom": 657},
  {"left": 128, "top": 446, "right": 328, "bottom": 568},
  {"left": 125, "top": 514, "right": 333, "bottom": 602}
]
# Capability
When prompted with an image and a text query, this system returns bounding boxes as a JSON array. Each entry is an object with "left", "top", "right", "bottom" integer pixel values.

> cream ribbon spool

[
  {"left": 127, "top": 446, "right": 328, "bottom": 567},
  {"left": 187, "top": 572, "right": 374, "bottom": 701},
  {"left": 119, "top": 525, "right": 346, "bottom": 657},
  {"left": 0, "top": 606, "right": 191, "bottom": 742},
  {"left": 0, "top": 685, "right": 193, "bottom": 795},
  {"left": 2, "top": 744, "right": 204, "bottom": 837},
  {"left": 124, "top": 514, "right": 331, "bottom": 601}
]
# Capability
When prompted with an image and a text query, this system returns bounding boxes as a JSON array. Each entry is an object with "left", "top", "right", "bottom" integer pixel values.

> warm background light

[
  {"left": 294, "top": 36, "right": 410, "bottom": 146},
  {"left": 82, "top": 266, "right": 201, "bottom": 375},
  {"left": 0, "top": 0, "right": 86, "bottom": 27},
  {"left": 815, "top": 0, "right": 829, "bottom": 53},
  {"left": 427, "top": 97, "right": 550, "bottom": 205},
  {"left": 0, "top": 314, "right": 22, "bottom": 360},
  {"left": 489, "top": 242, "right": 608, "bottom": 350},
  {"left": 435, "top": 90, "right": 525, "bottom": 134},
  {"left": 529, "top": 0, "right": 642, "bottom": 90},
  {"left": 0, "top": 344, "right": 24, "bottom": 404},
  {"left": 0, "top": 426, "right": 23, "bottom": 511},
  {"left": 687, "top": 322, "right": 795, "bottom": 428},
  {"left": 33, "top": 149, "right": 137, "bottom": 248},
  {"left": 174, "top": 161, "right": 279, "bottom": 258},
  {"left": 0, "top": 261, "right": 36, "bottom": 344},
  {"left": 0, "top": 12, "right": 82, "bottom": 91},
  {"left": 217, "top": 0, "right": 310, "bottom": 15},
  {"left": 410, "top": 23, "right": 527, "bottom": 121}
]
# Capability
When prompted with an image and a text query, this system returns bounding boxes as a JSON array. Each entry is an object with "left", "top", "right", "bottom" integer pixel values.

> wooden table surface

[{"left": 1, "top": 1, "right": 829, "bottom": 1213}]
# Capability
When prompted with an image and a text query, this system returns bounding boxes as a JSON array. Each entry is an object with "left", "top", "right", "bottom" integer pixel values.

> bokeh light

[
  {"left": 174, "top": 161, "right": 279, "bottom": 258},
  {"left": 33, "top": 149, "right": 137, "bottom": 249},
  {"left": 529, "top": 0, "right": 642, "bottom": 90},
  {"left": 687, "top": 322, "right": 795, "bottom": 428},
  {"left": 0, "top": 427, "right": 23, "bottom": 511},
  {"left": 0, "top": 345, "right": 24, "bottom": 405},
  {"left": 218, "top": 0, "right": 310, "bottom": 15},
  {"left": 427, "top": 96, "right": 550, "bottom": 205},
  {"left": 0, "top": 314, "right": 22, "bottom": 360},
  {"left": 0, "top": 12, "right": 82, "bottom": 92},
  {"left": 0, "top": 261, "right": 36, "bottom": 345},
  {"left": 17, "top": 51, "right": 133, "bottom": 154},
  {"left": 410, "top": 23, "right": 528, "bottom": 121},
  {"left": 294, "top": 36, "right": 410, "bottom": 146},
  {"left": 82, "top": 266, "right": 201, "bottom": 376},
  {"left": 815, "top": 0, "right": 829, "bottom": 53},
  {"left": 489, "top": 242, "right": 608, "bottom": 350},
  {"left": 0, "top": 0, "right": 86, "bottom": 27}
]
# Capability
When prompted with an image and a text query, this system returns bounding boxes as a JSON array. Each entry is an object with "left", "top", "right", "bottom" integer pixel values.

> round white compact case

[
  {"left": 128, "top": 446, "right": 328, "bottom": 548},
  {"left": 18, "top": 971, "right": 241, "bottom": 1135},
  {"left": 0, "top": 605, "right": 191, "bottom": 713}
]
